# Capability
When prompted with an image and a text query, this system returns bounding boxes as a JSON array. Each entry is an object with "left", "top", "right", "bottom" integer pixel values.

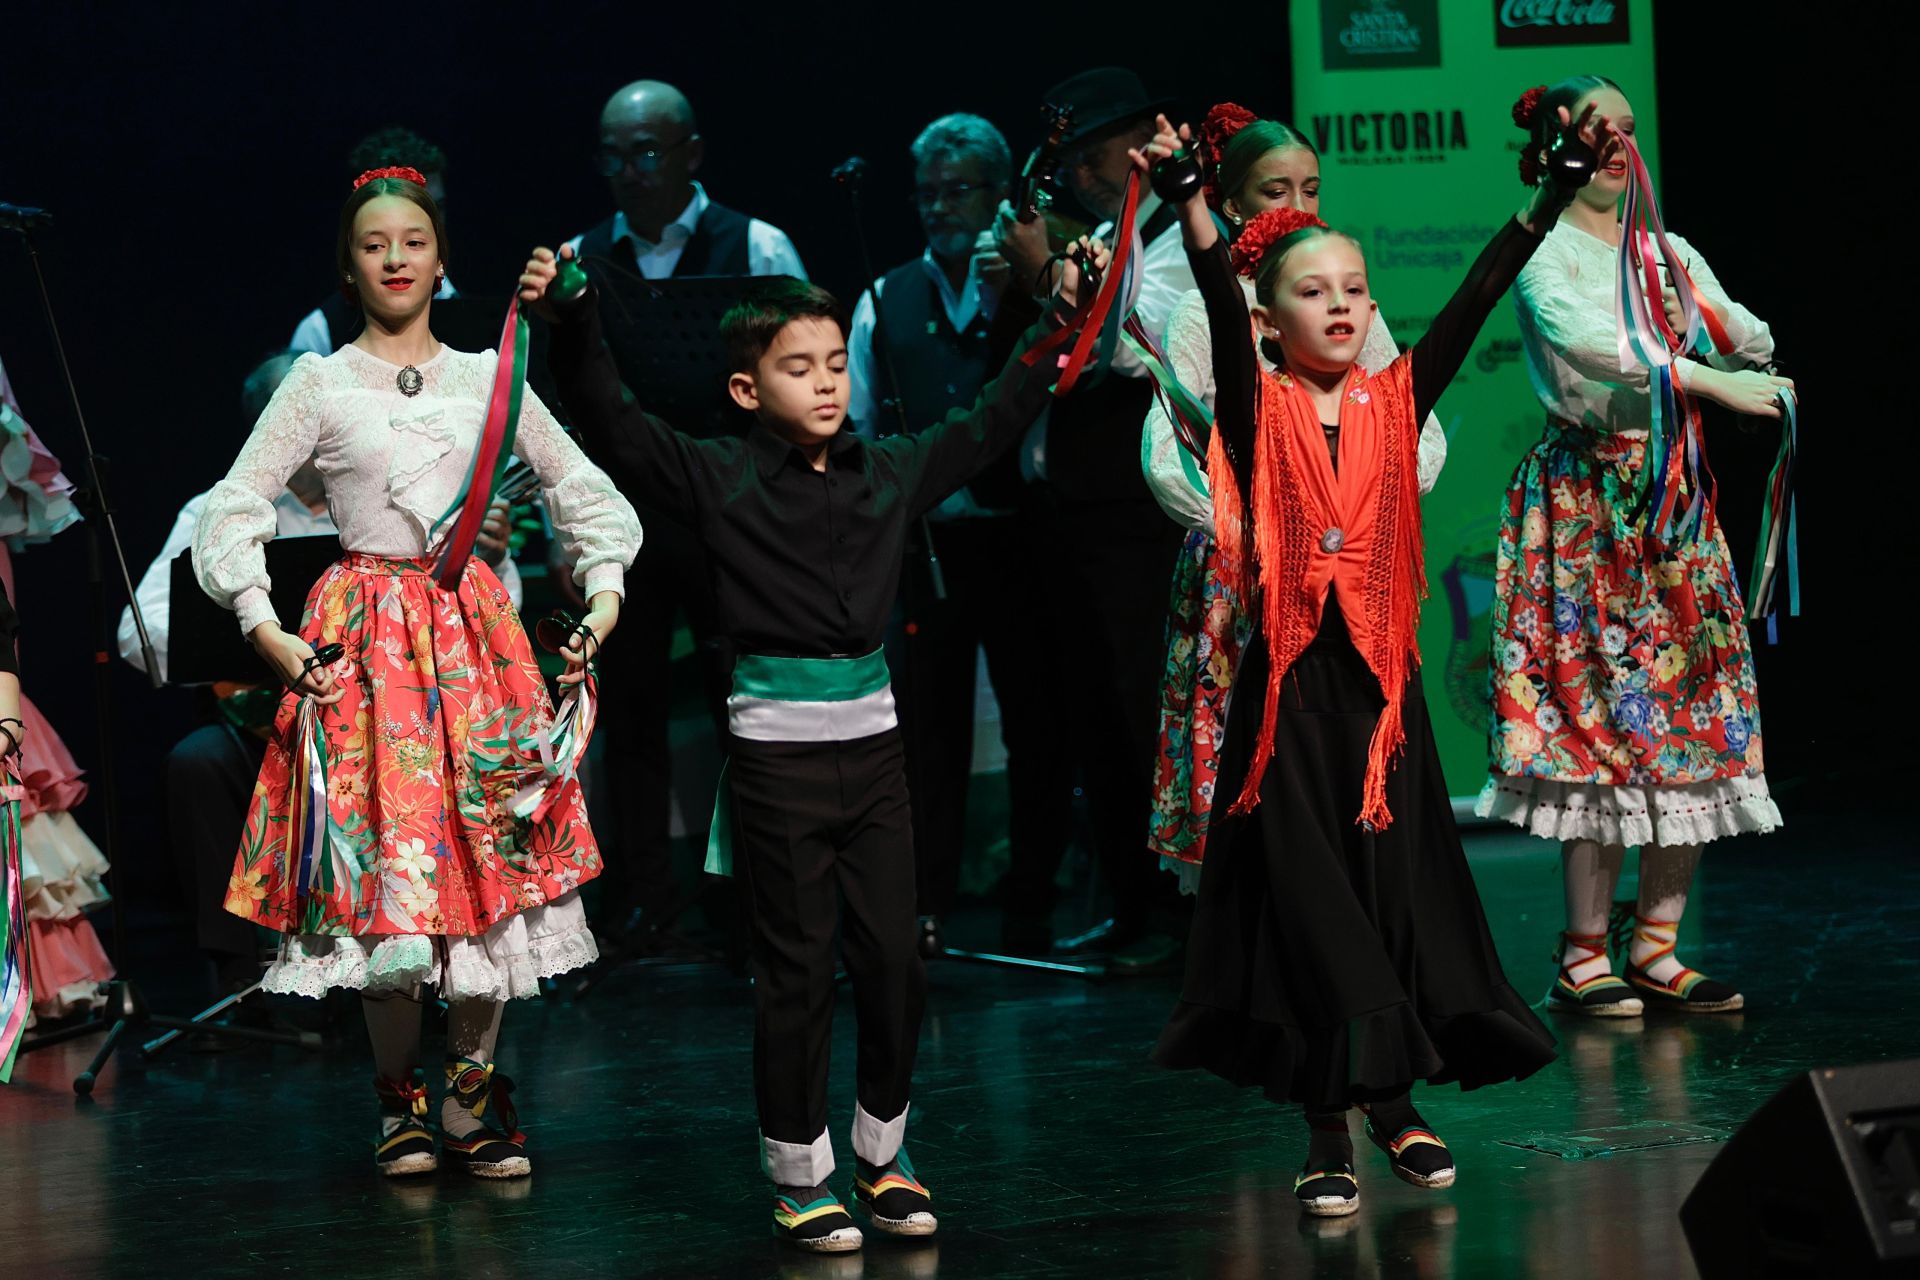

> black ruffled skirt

[{"left": 1152, "top": 609, "right": 1556, "bottom": 1110}]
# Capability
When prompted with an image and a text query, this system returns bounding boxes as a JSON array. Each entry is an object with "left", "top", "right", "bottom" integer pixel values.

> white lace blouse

[
  {"left": 192, "top": 343, "right": 641, "bottom": 635},
  {"left": 1142, "top": 276, "right": 1450, "bottom": 536},
  {"left": 1513, "top": 221, "right": 1773, "bottom": 434}
]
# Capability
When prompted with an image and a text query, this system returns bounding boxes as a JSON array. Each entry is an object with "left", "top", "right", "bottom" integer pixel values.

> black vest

[
  {"left": 870, "top": 258, "right": 1024, "bottom": 511},
  {"left": 575, "top": 197, "right": 754, "bottom": 280},
  {"left": 1042, "top": 200, "right": 1182, "bottom": 508}
]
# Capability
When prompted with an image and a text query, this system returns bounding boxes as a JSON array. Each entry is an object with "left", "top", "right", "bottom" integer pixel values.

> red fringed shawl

[{"left": 1209, "top": 353, "right": 1426, "bottom": 831}]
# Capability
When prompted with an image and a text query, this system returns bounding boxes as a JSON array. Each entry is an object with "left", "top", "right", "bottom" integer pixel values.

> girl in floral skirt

[
  {"left": 192, "top": 167, "right": 640, "bottom": 1175},
  {"left": 1478, "top": 77, "right": 1794, "bottom": 1017}
]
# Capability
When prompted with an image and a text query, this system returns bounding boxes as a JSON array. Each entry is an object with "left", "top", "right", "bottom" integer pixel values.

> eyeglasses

[
  {"left": 910, "top": 182, "right": 989, "bottom": 210},
  {"left": 594, "top": 135, "right": 694, "bottom": 178}
]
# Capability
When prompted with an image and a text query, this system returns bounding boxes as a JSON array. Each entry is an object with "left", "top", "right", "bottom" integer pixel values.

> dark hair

[
  {"left": 334, "top": 177, "right": 449, "bottom": 307},
  {"left": 1516, "top": 75, "right": 1618, "bottom": 185},
  {"left": 1217, "top": 120, "right": 1316, "bottom": 214},
  {"left": 348, "top": 125, "right": 447, "bottom": 177},
  {"left": 721, "top": 279, "right": 845, "bottom": 373},
  {"left": 1253, "top": 225, "right": 1364, "bottom": 306}
]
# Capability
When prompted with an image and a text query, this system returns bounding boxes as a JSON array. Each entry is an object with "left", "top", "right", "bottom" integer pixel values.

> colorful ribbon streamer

[
  {"left": 1021, "top": 169, "right": 1148, "bottom": 394},
  {"left": 1746, "top": 387, "right": 1800, "bottom": 642},
  {"left": 431, "top": 294, "right": 529, "bottom": 590},
  {"left": 1, "top": 781, "right": 29, "bottom": 1083},
  {"left": 508, "top": 671, "right": 599, "bottom": 825},
  {"left": 287, "top": 693, "right": 337, "bottom": 935},
  {"left": 1613, "top": 135, "right": 1733, "bottom": 544}
]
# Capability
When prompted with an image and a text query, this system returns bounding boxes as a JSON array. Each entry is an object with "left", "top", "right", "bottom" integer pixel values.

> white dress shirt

[
  {"left": 1095, "top": 192, "right": 1198, "bottom": 379},
  {"left": 289, "top": 276, "right": 459, "bottom": 358},
  {"left": 564, "top": 183, "right": 805, "bottom": 281}
]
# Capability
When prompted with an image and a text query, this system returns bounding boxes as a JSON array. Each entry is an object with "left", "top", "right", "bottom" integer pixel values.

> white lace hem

[
  {"left": 1474, "top": 773, "right": 1782, "bottom": 847},
  {"left": 260, "top": 889, "right": 598, "bottom": 1001}
]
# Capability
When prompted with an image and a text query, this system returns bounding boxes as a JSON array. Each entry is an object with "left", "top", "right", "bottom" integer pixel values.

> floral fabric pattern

[
  {"left": 1149, "top": 529, "right": 1253, "bottom": 864},
  {"left": 1486, "top": 424, "right": 1766, "bottom": 787},
  {"left": 227, "top": 554, "right": 600, "bottom": 938}
]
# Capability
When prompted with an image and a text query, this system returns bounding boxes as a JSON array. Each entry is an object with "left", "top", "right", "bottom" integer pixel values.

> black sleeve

[
  {"left": 544, "top": 288, "right": 708, "bottom": 526},
  {"left": 0, "top": 576, "right": 16, "bottom": 675},
  {"left": 878, "top": 302, "right": 1071, "bottom": 518},
  {"left": 1189, "top": 237, "right": 1258, "bottom": 498},
  {"left": 1409, "top": 217, "right": 1545, "bottom": 422}
]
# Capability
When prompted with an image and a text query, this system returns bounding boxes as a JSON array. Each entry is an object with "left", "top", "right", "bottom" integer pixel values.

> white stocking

[
  {"left": 442, "top": 999, "right": 506, "bottom": 1139},
  {"left": 1630, "top": 842, "right": 1703, "bottom": 983},
  {"left": 1561, "top": 839, "right": 1626, "bottom": 982}
]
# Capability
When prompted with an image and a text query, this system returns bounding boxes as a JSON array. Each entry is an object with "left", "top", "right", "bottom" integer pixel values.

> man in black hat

[{"left": 992, "top": 67, "right": 1194, "bottom": 970}]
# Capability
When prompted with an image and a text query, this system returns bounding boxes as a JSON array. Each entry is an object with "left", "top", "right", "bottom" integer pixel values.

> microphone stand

[
  {"left": 831, "top": 163, "right": 1102, "bottom": 981},
  {"left": 8, "top": 222, "right": 317, "bottom": 1093}
]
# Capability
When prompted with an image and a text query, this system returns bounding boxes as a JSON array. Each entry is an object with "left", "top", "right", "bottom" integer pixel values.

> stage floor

[{"left": 3, "top": 806, "right": 1914, "bottom": 1279}]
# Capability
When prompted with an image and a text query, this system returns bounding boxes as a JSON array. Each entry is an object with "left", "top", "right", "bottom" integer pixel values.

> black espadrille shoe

[
  {"left": 1547, "top": 930, "right": 1645, "bottom": 1018},
  {"left": 773, "top": 1185, "right": 864, "bottom": 1252},
  {"left": 1294, "top": 1161, "right": 1360, "bottom": 1217},
  {"left": 442, "top": 1058, "right": 531, "bottom": 1178},
  {"left": 1623, "top": 915, "right": 1744, "bottom": 1012},
  {"left": 1360, "top": 1099, "right": 1456, "bottom": 1190},
  {"left": 853, "top": 1149, "right": 937, "bottom": 1237},
  {"left": 373, "top": 1070, "right": 438, "bottom": 1177}
]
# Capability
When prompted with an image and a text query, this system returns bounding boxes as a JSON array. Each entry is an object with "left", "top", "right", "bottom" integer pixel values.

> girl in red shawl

[{"left": 1132, "top": 106, "right": 1604, "bottom": 1217}]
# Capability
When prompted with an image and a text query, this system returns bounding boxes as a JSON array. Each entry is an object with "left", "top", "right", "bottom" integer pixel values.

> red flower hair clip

[
  {"left": 1511, "top": 85, "right": 1548, "bottom": 130},
  {"left": 1231, "top": 206, "right": 1328, "bottom": 279},
  {"left": 353, "top": 165, "right": 429, "bottom": 191},
  {"left": 1199, "top": 102, "right": 1260, "bottom": 209}
]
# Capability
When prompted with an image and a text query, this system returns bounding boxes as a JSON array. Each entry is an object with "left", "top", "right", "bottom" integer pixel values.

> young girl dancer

[
  {"left": 1141, "top": 104, "right": 1448, "bottom": 883},
  {"left": 1478, "top": 78, "right": 1791, "bottom": 1017},
  {"left": 1136, "top": 104, "right": 1600, "bottom": 1215},
  {"left": 191, "top": 167, "right": 640, "bottom": 1176}
]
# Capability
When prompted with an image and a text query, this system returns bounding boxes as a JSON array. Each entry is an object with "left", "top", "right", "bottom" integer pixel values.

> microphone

[
  {"left": 830, "top": 156, "right": 868, "bottom": 188},
  {"left": 0, "top": 202, "right": 53, "bottom": 231}
]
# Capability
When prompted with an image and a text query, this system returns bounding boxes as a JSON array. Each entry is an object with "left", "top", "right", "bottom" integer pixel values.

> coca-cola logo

[{"left": 1494, "top": 0, "right": 1629, "bottom": 46}]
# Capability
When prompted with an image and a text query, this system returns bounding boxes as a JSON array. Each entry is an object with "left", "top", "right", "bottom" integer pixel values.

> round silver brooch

[
  {"left": 1320, "top": 527, "right": 1345, "bottom": 554},
  {"left": 396, "top": 365, "right": 425, "bottom": 397}
]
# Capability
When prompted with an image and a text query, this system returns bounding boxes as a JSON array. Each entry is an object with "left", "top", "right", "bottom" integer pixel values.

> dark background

[{"left": 0, "top": 4, "right": 1891, "bottom": 913}]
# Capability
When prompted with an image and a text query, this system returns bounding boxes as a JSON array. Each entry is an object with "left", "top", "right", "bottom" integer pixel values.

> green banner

[{"left": 1290, "top": 0, "right": 1656, "bottom": 797}]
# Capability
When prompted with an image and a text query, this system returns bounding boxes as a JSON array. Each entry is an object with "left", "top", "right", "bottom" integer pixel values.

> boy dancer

[{"left": 520, "top": 241, "right": 1090, "bottom": 1251}]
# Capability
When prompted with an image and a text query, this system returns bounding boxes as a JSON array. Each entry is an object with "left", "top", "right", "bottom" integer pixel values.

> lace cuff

[
  {"left": 581, "top": 562, "right": 625, "bottom": 601},
  {"left": 232, "top": 586, "right": 276, "bottom": 637},
  {"left": 544, "top": 469, "right": 641, "bottom": 597}
]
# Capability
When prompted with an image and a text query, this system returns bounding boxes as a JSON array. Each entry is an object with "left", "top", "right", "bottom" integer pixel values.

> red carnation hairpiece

[
  {"left": 1511, "top": 85, "right": 1550, "bottom": 186},
  {"left": 1231, "top": 207, "right": 1328, "bottom": 279},
  {"left": 353, "top": 165, "right": 429, "bottom": 191},
  {"left": 1199, "top": 102, "right": 1260, "bottom": 209}
]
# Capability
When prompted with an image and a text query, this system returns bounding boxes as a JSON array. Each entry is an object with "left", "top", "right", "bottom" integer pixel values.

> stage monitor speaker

[{"left": 1681, "top": 1058, "right": 1920, "bottom": 1277}]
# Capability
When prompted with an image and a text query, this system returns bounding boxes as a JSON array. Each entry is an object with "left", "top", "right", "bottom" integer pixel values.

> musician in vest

[
  {"left": 993, "top": 68, "right": 1195, "bottom": 970},
  {"left": 846, "top": 113, "right": 1072, "bottom": 956},
  {"left": 291, "top": 127, "right": 456, "bottom": 356},
  {"left": 562, "top": 79, "right": 806, "bottom": 950}
]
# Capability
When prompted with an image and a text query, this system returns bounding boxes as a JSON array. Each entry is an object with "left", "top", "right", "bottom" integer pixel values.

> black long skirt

[{"left": 1152, "top": 609, "right": 1556, "bottom": 1111}]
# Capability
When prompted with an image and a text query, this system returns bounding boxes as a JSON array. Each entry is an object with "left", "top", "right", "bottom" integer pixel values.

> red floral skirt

[{"left": 226, "top": 554, "right": 602, "bottom": 938}]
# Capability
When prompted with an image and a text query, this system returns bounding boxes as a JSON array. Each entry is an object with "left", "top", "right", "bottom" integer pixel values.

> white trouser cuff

[
  {"left": 761, "top": 1129, "right": 835, "bottom": 1186},
  {"left": 852, "top": 1100, "right": 909, "bottom": 1167}
]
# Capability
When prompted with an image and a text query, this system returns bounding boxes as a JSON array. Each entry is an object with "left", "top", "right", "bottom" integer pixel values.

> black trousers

[
  {"left": 729, "top": 729, "right": 924, "bottom": 1165},
  {"left": 1006, "top": 498, "right": 1185, "bottom": 934},
  {"left": 165, "top": 723, "right": 265, "bottom": 982},
  {"left": 593, "top": 518, "right": 730, "bottom": 924},
  {"left": 888, "top": 516, "right": 1072, "bottom": 919}
]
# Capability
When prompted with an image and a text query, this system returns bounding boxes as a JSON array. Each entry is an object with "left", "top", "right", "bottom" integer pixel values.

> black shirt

[
  {"left": 1196, "top": 216, "right": 1544, "bottom": 493},
  {"left": 547, "top": 292, "right": 1064, "bottom": 658}
]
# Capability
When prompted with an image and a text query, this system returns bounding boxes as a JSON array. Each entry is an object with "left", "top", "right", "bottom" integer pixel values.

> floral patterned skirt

[
  {"left": 1148, "top": 530, "right": 1252, "bottom": 882},
  {"left": 1481, "top": 424, "right": 1778, "bottom": 844},
  {"left": 225, "top": 554, "right": 602, "bottom": 995}
]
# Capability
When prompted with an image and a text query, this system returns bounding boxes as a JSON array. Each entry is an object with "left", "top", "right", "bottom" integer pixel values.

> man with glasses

[
  {"left": 992, "top": 67, "right": 1196, "bottom": 972},
  {"left": 569, "top": 79, "right": 804, "bottom": 281},
  {"left": 564, "top": 79, "right": 803, "bottom": 956},
  {"left": 844, "top": 114, "right": 1070, "bottom": 956}
]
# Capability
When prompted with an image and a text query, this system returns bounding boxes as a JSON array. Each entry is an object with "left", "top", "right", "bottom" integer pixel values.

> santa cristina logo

[
  {"left": 1494, "top": 0, "right": 1630, "bottom": 47},
  {"left": 1321, "top": 0, "right": 1442, "bottom": 70}
]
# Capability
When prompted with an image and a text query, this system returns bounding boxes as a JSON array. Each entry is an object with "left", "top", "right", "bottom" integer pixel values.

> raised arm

[{"left": 523, "top": 245, "right": 706, "bottom": 526}]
